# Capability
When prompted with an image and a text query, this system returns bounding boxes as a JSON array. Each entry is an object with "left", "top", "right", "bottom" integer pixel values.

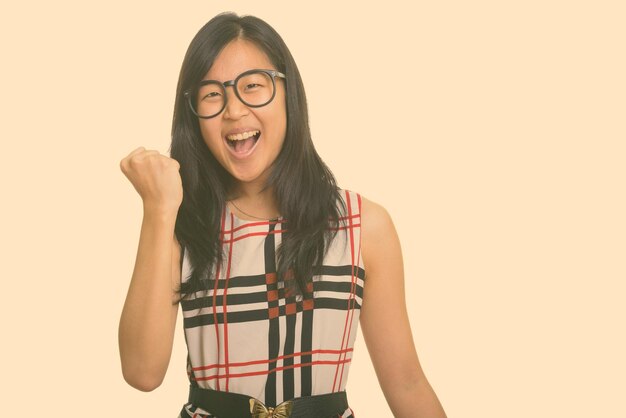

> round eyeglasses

[{"left": 183, "top": 69, "right": 286, "bottom": 119}]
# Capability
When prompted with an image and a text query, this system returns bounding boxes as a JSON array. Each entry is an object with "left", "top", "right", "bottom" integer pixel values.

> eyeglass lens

[{"left": 193, "top": 71, "right": 275, "bottom": 118}]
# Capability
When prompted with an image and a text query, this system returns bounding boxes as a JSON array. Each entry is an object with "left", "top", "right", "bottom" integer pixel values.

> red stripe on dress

[
  {"left": 340, "top": 193, "right": 362, "bottom": 388},
  {"left": 191, "top": 348, "right": 354, "bottom": 371},
  {"left": 194, "top": 358, "right": 353, "bottom": 381},
  {"left": 220, "top": 224, "right": 360, "bottom": 244},
  {"left": 333, "top": 190, "right": 358, "bottom": 391},
  {"left": 221, "top": 229, "right": 287, "bottom": 243},
  {"left": 220, "top": 214, "right": 359, "bottom": 234},
  {"left": 328, "top": 222, "right": 361, "bottom": 232},
  {"left": 337, "top": 190, "right": 358, "bottom": 390},
  {"left": 222, "top": 212, "right": 235, "bottom": 391}
]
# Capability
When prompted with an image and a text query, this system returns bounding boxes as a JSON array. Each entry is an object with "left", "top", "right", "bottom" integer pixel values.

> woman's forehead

[{"left": 203, "top": 39, "right": 274, "bottom": 81}]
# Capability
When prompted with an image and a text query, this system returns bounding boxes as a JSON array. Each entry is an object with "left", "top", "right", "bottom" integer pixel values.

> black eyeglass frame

[{"left": 183, "top": 68, "right": 287, "bottom": 119}]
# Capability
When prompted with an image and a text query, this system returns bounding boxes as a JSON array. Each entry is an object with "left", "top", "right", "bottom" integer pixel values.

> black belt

[{"left": 185, "top": 384, "right": 350, "bottom": 418}]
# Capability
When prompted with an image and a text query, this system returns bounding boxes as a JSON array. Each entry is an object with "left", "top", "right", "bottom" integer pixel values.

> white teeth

[{"left": 226, "top": 130, "right": 259, "bottom": 141}]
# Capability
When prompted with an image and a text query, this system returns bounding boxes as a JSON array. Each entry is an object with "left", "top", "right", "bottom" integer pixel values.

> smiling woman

[
  {"left": 195, "top": 41, "right": 288, "bottom": 186},
  {"left": 118, "top": 11, "right": 447, "bottom": 418}
]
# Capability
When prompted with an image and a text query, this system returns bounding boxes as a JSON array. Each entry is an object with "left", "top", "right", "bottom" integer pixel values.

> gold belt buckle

[{"left": 249, "top": 397, "right": 293, "bottom": 418}]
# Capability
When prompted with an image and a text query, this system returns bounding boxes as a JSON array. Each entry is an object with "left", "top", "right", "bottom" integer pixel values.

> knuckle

[{"left": 128, "top": 155, "right": 143, "bottom": 168}]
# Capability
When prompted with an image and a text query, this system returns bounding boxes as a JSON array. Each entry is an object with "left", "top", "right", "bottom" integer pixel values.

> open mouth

[{"left": 225, "top": 131, "right": 261, "bottom": 154}]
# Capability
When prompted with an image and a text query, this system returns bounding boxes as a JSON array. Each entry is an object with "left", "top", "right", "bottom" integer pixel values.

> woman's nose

[{"left": 222, "top": 87, "right": 249, "bottom": 120}]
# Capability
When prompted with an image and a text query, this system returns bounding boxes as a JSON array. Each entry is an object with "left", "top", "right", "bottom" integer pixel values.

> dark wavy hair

[{"left": 169, "top": 12, "right": 346, "bottom": 304}]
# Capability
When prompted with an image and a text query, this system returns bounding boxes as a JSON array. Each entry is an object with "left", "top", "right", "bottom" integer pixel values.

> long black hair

[{"left": 170, "top": 12, "right": 346, "bottom": 304}]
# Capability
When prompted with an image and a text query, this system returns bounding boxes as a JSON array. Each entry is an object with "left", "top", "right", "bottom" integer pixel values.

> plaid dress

[{"left": 178, "top": 189, "right": 364, "bottom": 418}]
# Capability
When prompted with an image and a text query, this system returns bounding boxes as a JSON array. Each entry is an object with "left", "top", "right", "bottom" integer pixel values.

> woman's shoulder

[
  {"left": 336, "top": 188, "right": 394, "bottom": 238},
  {"left": 340, "top": 191, "right": 400, "bottom": 280}
]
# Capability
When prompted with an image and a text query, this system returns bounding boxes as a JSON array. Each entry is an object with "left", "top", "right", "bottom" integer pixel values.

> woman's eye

[{"left": 202, "top": 92, "right": 221, "bottom": 100}]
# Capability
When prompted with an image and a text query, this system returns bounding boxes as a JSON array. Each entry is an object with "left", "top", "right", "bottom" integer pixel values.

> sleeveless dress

[{"left": 178, "top": 189, "right": 365, "bottom": 418}]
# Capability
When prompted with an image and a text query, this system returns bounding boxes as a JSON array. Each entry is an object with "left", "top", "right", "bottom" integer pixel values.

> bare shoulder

[
  {"left": 360, "top": 194, "right": 393, "bottom": 234},
  {"left": 358, "top": 194, "right": 400, "bottom": 275}
]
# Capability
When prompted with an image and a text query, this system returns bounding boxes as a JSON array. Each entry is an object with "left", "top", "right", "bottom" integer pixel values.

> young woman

[{"left": 118, "top": 12, "right": 447, "bottom": 418}]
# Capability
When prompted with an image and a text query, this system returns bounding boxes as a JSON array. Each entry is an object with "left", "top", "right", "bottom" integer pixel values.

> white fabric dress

[{"left": 178, "top": 189, "right": 365, "bottom": 418}]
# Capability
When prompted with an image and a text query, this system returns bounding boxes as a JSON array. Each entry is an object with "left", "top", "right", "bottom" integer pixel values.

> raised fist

[{"left": 120, "top": 146, "right": 183, "bottom": 214}]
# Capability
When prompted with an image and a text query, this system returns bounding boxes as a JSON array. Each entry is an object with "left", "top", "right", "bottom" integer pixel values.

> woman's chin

[
  {"left": 228, "top": 168, "right": 266, "bottom": 184},
  {"left": 224, "top": 158, "right": 274, "bottom": 187}
]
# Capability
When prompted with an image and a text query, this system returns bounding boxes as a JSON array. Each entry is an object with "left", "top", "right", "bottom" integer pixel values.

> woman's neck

[{"left": 226, "top": 183, "right": 280, "bottom": 220}]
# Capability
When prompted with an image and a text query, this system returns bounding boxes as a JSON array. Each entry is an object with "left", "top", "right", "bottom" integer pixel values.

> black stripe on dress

[{"left": 264, "top": 220, "right": 279, "bottom": 407}]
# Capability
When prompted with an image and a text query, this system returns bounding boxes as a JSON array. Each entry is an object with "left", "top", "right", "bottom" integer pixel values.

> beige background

[{"left": 1, "top": 1, "right": 624, "bottom": 416}]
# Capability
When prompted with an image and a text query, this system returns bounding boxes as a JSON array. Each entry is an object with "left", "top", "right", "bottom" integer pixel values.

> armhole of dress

[
  {"left": 340, "top": 189, "right": 366, "bottom": 279},
  {"left": 355, "top": 191, "right": 364, "bottom": 276},
  {"left": 343, "top": 190, "right": 364, "bottom": 264}
]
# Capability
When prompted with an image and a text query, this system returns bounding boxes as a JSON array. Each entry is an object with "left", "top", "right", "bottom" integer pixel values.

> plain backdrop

[{"left": 1, "top": 1, "right": 624, "bottom": 417}]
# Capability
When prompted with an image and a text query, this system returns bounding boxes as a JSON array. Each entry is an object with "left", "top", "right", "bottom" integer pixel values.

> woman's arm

[
  {"left": 118, "top": 208, "right": 182, "bottom": 391},
  {"left": 359, "top": 196, "right": 447, "bottom": 418},
  {"left": 118, "top": 147, "right": 184, "bottom": 391}
]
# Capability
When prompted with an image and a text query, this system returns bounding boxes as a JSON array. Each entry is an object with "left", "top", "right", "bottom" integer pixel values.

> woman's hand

[
  {"left": 359, "top": 196, "right": 447, "bottom": 418},
  {"left": 120, "top": 146, "right": 183, "bottom": 214}
]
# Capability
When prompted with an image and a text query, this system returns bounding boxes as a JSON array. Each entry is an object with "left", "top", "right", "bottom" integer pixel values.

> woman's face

[{"left": 197, "top": 38, "right": 287, "bottom": 191}]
